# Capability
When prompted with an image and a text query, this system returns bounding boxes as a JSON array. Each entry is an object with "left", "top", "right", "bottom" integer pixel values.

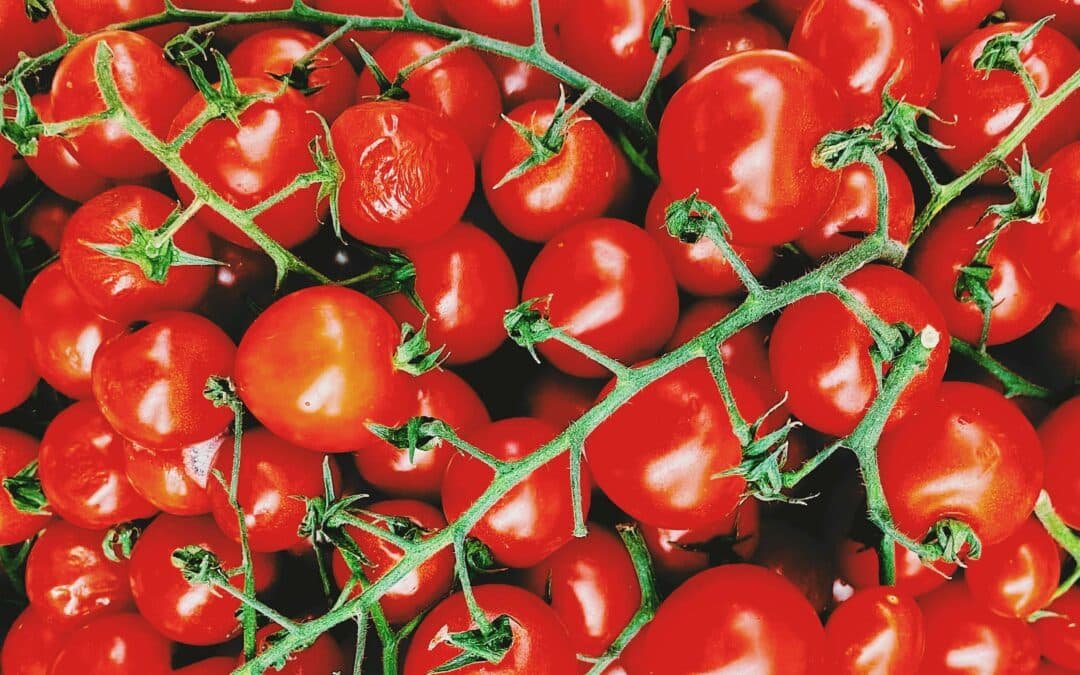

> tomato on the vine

[
  {"left": 0, "top": 295, "right": 38, "bottom": 414},
  {"left": 482, "top": 34, "right": 563, "bottom": 110},
  {"left": 525, "top": 370, "right": 601, "bottom": 430},
  {"left": 443, "top": 0, "right": 567, "bottom": 45},
  {"left": 0, "top": 429, "right": 50, "bottom": 546},
  {"left": 23, "top": 94, "right": 113, "bottom": 203},
  {"left": 677, "top": 12, "right": 786, "bottom": 82},
  {"left": 1037, "top": 396, "right": 1080, "bottom": 530},
  {"left": 310, "top": 0, "right": 447, "bottom": 62},
  {"left": 124, "top": 436, "right": 220, "bottom": 516},
  {"left": 51, "top": 0, "right": 184, "bottom": 45},
  {"left": 49, "top": 613, "right": 173, "bottom": 675},
  {"left": 964, "top": 516, "right": 1061, "bottom": 619},
  {"left": 824, "top": 587, "right": 926, "bottom": 675},
  {"left": 23, "top": 196, "right": 72, "bottom": 252},
  {"left": 1034, "top": 589, "right": 1080, "bottom": 670}
]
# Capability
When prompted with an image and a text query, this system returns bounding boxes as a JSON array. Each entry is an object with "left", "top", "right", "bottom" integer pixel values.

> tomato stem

[
  {"left": 949, "top": 337, "right": 1052, "bottom": 399},
  {"left": 1034, "top": 491, "right": 1080, "bottom": 598}
]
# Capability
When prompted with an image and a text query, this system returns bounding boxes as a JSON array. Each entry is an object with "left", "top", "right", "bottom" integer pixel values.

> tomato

[
  {"left": 23, "top": 95, "right": 113, "bottom": 203},
  {"left": 0, "top": 295, "right": 38, "bottom": 414},
  {"left": 129, "top": 513, "right": 278, "bottom": 645},
  {"left": 930, "top": 22, "right": 1080, "bottom": 182},
  {"left": 309, "top": 0, "right": 447, "bottom": 63},
  {"left": 688, "top": 0, "right": 756, "bottom": 14},
  {"left": 522, "top": 525, "right": 640, "bottom": 663},
  {"left": 331, "top": 498, "right": 454, "bottom": 624},
  {"left": 357, "top": 34, "right": 501, "bottom": 160},
  {"left": 521, "top": 218, "right": 679, "bottom": 378},
  {"left": 49, "top": 613, "right": 172, "bottom": 675},
  {"left": 678, "top": 12, "right": 786, "bottom": 82},
  {"left": 1, "top": 606, "right": 76, "bottom": 675},
  {"left": 1034, "top": 589, "right": 1080, "bottom": 670},
  {"left": 839, "top": 538, "right": 959, "bottom": 598},
  {"left": 329, "top": 101, "right": 474, "bottom": 248},
  {"left": 51, "top": 0, "right": 184, "bottom": 45},
  {"left": 443, "top": 0, "right": 567, "bottom": 45},
  {"left": 24, "top": 196, "right": 74, "bottom": 252},
  {"left": 228, "top": 27, "right": 357, "bottom": 122},
  {"left": 558, "top": 0, "right": 690, "bottom": 99},
  {"left": 825, "top": 587, "right": 925, "bottom": 675},
  {"left": 173, "top": 658, "right": 236, "bottom": 675},
  {"left": 50, "top": 31, "right": 195, "bottom": 180},
  {"left": 526, "top": 370, "right": 602, "bottom": 430},
  {"left": 919, "top": 582, "right": 1041, "bottom": 674},
  {"left": 442, "top": 418, "right": 589, "bottom": 568},
  {"left": 797, "top": 156, "right": 916, "bottom": 259},
  {"left": 658, "top": 50, "right": 844, "bottom": 247},
  {"left": 247, "top": 623, "right": 347, "bottom": 675},
  {"left": 124, "top": 436, "right": 220, "bottom": 516},
  {"left": 1003, "top": 0, "right": 1080, "bottom": 43},
  {"left": 1016, "top": 143, "right": 1080, "bottom": 310},
  {"left": 60, "top": 186, "right": 215, "bottom": 324},
  {"left": 964, "top": 516, "right": 1060, "bottom": 619},
  {"left": 0, "top": 429, "right": 50, "bottom": 546},
  {"left": 235, "top": 286, "right": 411, "bottom": 453},
  {"left": 641, "top": 498, "right": 759, "bottom": 584},
  {"left": 911, "top": 195, "right": 1054, "bottom": 345},
  {"left": 353, "top": 368, "right": 489, "bottom": 500},
  {"left": 38, "top": 402, "right": 158, "bottom": 529},
  {"left": 0, "top": 0, "right": 63, "bottom": 72},
  {"left": 1038, "top": 396, "right": 1080, "bottom": 529},
  {"left": 481, "top": 33, "right": 563, "bottom": 110},
  {"left": 378, "top": 222, "right": 519, "bottom": 365},
  {"left": 403, "top": 584, "right": 578, "bottom": 675},
  {"left": 924, "top": 0, "right": 1003, "bottom": 50}
]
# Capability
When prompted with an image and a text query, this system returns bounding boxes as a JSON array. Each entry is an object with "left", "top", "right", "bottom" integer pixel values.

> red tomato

[
  {"left": 641, "top": 498, "right": 760, "bottom": 582},
  {"left": 60, "top": 186, "right": 215, "bottom": 324},
  {"left": 522, "top": 525, "right": 640, "bottom": 662},
  {"left": 174, "top": 658, "right": 236, "bottom": 675},
  {"left": 247, "top": 623, "right": 347, "bottom": 675},
  {"left": 0, "top": 429, "right": 50, "bottom": 546},
  {"left": 51, "top": 0, "right": 183, "bottom": 45},
  {"left": 1034, "top": 589, "right": 1080, "bottom": 670},
  {"left": 49, "top": 613, "right": 172, "bottom": 675},
  {"left": 657, "top": 50, "right": 844, "bottom": 247},
  {"left": 677, "top": 11, "right": 786, "bottom": 82},
  {"left": 329, "top": 101, "right": 474, "bottom": 248},
  {"left": 23, "top": 95, "right": 113, "bottom": 203},
  {"left": 330, "top": 498, "right": 454, "bottom": 625},
  {"left": 1, "top": 606, "right": 76, "bottom": 675},
  {"left": 309, "top": 0, "right": 447, "bottom": 62},
  {"left": 558, "top": 0, "right": 690, "bottom": 99},
  {"left": 38, "top": 402, "right": 158, "bottom": 529},
  {"left": 930, "top": 22, "right": 1080, "bottom": 181},
  {"left": 639, "top": 564, "right": 827, "bottom": 674},
  {"left": 923, "top": 0, "right": 1003, "bottom": 50},
  {"left": 911, "top": 195, "right": 1054, "bottom": 345},
  {"left": 442, "top": 418, "right": 589, "bottom": 568},
  {"left": 403, "top": 584, "right": 578, "bottom": 674},
  {"left": 24, "top": 196, "right": 74, "bottom": 252},
  {"left": 50, "top": 31, "right": 195, "bottom": 180},
  {"left": 357, "top": 33, "right": 501, "bottom": 160},
  {"left": 1038, "top": 396, "right": 1080, "bottom": 529},
  {"left": 124, "top": 436, "right": 221, "bottom": 516},
  {"left": 129, "top": 513, "right": 278, "bottom": 645},
  {"left": 525, "top": 370, "right": 602, "bottom": 430},
  {"left": 481, "top": 32, "right": 564, "bottom": 110},
  {"left": 919, "top": 582, "right": 1041, "bottom": 674},
  {"left": 353, "top": 368, "right": 489, "bottom": 500},
  {"left": 878, "top": 382, "right": 1043, "bottom": 547},
  {"left": 688, "top": 0, "right": 756, "bottom": 14},
  {"left": 839, "top": 538, "right": 959, "bottom": 598},
  {"left": 1003, "top": 0, "right": 1080, "bottom": 43},
  {"left": 1017, "top": 142, "right": 1080, "bottom": 309},
  {"left": 825, "top": 587, "right": 925, "bottom": 675},
  {"left": 0, "top": 0, "right": 63, "bottom": 72},
  {"left": 521, "top": 218, "right": 679, "bottom": 378},
  {"left": 0, "top": 295, "right": 38, "bottom": 414},
  {"left": 379, "top": 222, "right": 519, "bottom": 364},
  {"left": 234, "top": 286, "right": 410, "bottom": 453},
  {"left": 965, "top": 517, "right": 1060, "bottom": 619}
]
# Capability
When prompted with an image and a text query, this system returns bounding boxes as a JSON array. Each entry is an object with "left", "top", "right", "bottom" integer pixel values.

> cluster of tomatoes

[{"left": 0, "top": 0, "right": 1079, "bottom": 673}]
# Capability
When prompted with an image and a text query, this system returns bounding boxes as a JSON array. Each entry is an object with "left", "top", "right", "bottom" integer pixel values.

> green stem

[
  {"left": 569, "top": 443, "right": 587, "bottom": 538},
  {"left": 452, "top": 534, "right": 493, "bottom": 633},
  {"left": 949, "top": 337, "right": 1052, "bottom": 399},
  {"left": 352, "top": 613, "right": 368, "bottom": 675},
  {"left": 703, "top": 223, "right": 766, "bottom": 298},
  {"left": 151, "top": 197, "right": 204, "bottom": 248},
  {"left": 703, "top": 344, "right": 752, "bottom": 446},
  {"left": 782, "top": 439, "right": 842, "bottom": 489},
  {"left": 1035, "top": 491, "right": 1080, "bottom": 570}
]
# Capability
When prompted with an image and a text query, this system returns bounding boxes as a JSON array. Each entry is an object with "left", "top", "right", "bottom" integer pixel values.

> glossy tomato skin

[
  {"left": 329, "top": 101, "right": 474, "bottom": 248},
  {"left": 49, "top": 613, "right": 173, "bottom": 675},
  {"left": 403, "top": 584, "right": 578, "bottom": 675},
  {"left": 911, "top": 195, "right": 1054, "bottom": 345},
  {"left": 247, "top": 623, "right": 347, "bottom": 675},
  {"left": 129, "top": 513, "right": 278, "bottom": 645},
  {"left": 124, "top": 436, "right": 221, "bottom": 516},
  {"left": 331, "top": 499, "right": 454, "bottom": 625},
  {"left": 878, "top": 382, "right": 1043, "bottom": 547},
  {"left": 1, "top": 606, "right": 76, "bottom": 675},
  {"left": 825, "top": 587, "right": 925, "bottom": 675},
  {"left": 38, "top": 402, "right": 159, "bottom": 529},
  {"left": 443, "top": 0, "right": 567, "bottom": 44},
  {"left": 1017, "top": 142, "right": 1080, "bottom": 310},
  {"left": 234, "top": 286, "right": 410, "bottom": 453},
  {"left": 24, "top": 94, "right": 114, "bottom": 203},
  {"left": 521, "top": 218, "right": 679, "bottom": 378},
  {"left": 353, "top": 368, "right": 489, "bottom": 500},
  {"left": 923, "top": 0, "right": 1003, "bottom": 50},
  {"left": 1002, "top": 0, "right": 1080, "bottom": 44},
  {"left": 930, "top": 22, "right": 1080, "bottom": 181},
  {"left": 0, "top": 295, "right": 38, "bottom": 414},
  {"left": 379, "top": 223, "right": 519, "bottom": 364},
  {"left": 0, "top": 429, "right": 51, "bottom": 546},
  {"left": 964, "top": 516, "right": 1060, "bottom": 619},
  {"left": 310, "top": 0, "right": 446, "bottom": 61},
  {"left": 50, "top": 31, "right": 195, "bottom": 179},
  {"left": 0, "top": 0, "right": 63, "bottom": 73},
  {"left": 442, "top": 418, "right": 589, "bottom": 568},
  {"left": 51, "top": 0, "right": 183, "bottom": 45},
  {"left": 658, "top": 50, "right": 844, "bottom": 247},
  {"left": 677, "top": 12, "right": 786, "bottom": 82},
  {"left": 1038, "top": 397, "right": 1080, "bottom": 529},
  {"left": 1034, "top": 589, "right": 1080, "bottom": 670},
  {"left": 526, "top": 370, "right": 602, "bottom": 430},
  {"left": 60, "top": 186, "right": 215, "bottom": 324},
  {"left": 838, "top": 538, "right": 959, "bottom": 598},
  {"left": 640, "top": 498, "right": 760, "bottom": 583}
]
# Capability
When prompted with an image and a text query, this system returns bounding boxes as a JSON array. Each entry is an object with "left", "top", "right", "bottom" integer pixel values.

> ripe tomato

[
  {"left": 923, "top": 0, "right": 1003, "bottom": 50},
  {"left": 443, "top": 0, "right": 567, "bottom": 44},
  {"left": 38, "top": 402, "right": 158, "bottom": 529},
  {"left": 50, "top": 31, "right": 195, "bottom": 180},
  {"left": 60, "top": 186, "right": 215, "bottom": 324},
  {"left": 329, "top": 101, "right": 474, "bottom": 248},
  {"left": 688, "top": 0, "right": 756, "bottom": 14},
  {"left": 403, "top": 584, "right": 578, "bottom": 675},
  {"left": 526, "top": 370, "right": 601, "bottom": 430},
  {"left": 639, "top": 564, "right": 826, "bottom": 673},
  {"left": 0, "top": 429, "right": 50, "bottom": 546},
  {"left": 309, "top": 0, "right": 447, "bottom": 63},
  {"left": 124, "top": 436, "right": 221, "bottom": 516},
  {"left": 174, "top": 658, "right": 236, "bottom": 675},
  {"left": 24, "top": 196, "right": 73, "bottom": 252},
  {"left": 247, "top": 623, "right": 347, "bottom": 675},
  {"left": 839, "top": 538, "right": 959, "bottom": 598},
  {"left": 234, "top": 286, "right": 410, "bottom": 453},
  {"left": 129, "top": 513, "right": 278, "bottom": 645},
  {"left": 964, "top": 517, "right": 1060, "bottom": 619},
  {"left": 825, "top": 587, "right": 925, "bottom": 675},
  {"left": 1038, "top": 396, "right": 1080, "bottom": 529},
  {"left": 0, "top": 0, "right": 63, "bottom": 72},
  {"left": 353, "top": 368, "right": 489, "bottom": 500},
  {"left": 911, "top": 195, "right": 1054, "bottom": 345},
  {"left": 379, "top": 222, "right": 519, "bottom": 365},
  {"left": 0, "top": 295, "right": 38, "bottom": 414},
  {"left": 49, "top": 613, "right": 172, "bottom": 675},
  {"left": 330, "top": 498, "right": 454, "bottom": 625},
  {"left": 51, "top": 0, "right": 183, "bottom": 45},
  {"left": 658, "top": 50, "right": 844, "bottom": 247},
  {"left": 521, "top": 218, "right": 679, "bottom": 378},
  {"left": 1, "top": 606, "right": 76, "bottom": 675},
  {"left": 1034, "top": 589, "right": 1080, "bottom": 670},
  {"left": 442, "top": 418, "right": 589, "bottom": 568},
  {"left": 677, "top": 11, "right": 786, "bottom": 82},
  {"left": 23, "top": 95, "right": 113, "bottom": 203},
  {"left": 481, "top": 32, "right": 563, "bottom": 110},
  {"left": 558, "top": 0, "right": 690, "bottom": 99},
  {"left": 1003, "top": 0, "right": 1080, "bottom": 43}
]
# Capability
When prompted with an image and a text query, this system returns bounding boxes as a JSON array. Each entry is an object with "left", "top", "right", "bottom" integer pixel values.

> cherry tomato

[
  {"left": 404, "top": 584, "right": 578, "bottom": 675},
  {"left": 1003, "top": 0, "right": 1080, "bottom": 43},
  {"left": 0, "top": 0, "right": 63, "bottom": 72},
  {"left": 234, "top": 286, "right": 411, "bottom": 453},
  {"left": 124, "top": 436, "right": 221, "bottom": 516},
  {"left": 521, "top": 218, "right": 679, "bottom": 378},
  {"left": 60, "top": 186, "right": 215, "bottom": 324},
  {"left": 174, "top": 658, "right": 237, "bottom": 675},
  {"left": 129, "top": 513, "right": 278, "bottom": 645},
  {"left": 525, "top": 370, "right": 602, "bottom": 430},
  {"left": 23, "top": 95, "right": 114, "bottom": 203},
  {"left": 1038, "top": 396, "right": 1080, "bottom": 529},
  {"left": 688, "top": 0, "right": 756, "bottom": 15},
  {"left": 1, "top": 606, "right": 76, "bottom": 675},
  {"left": 442, "top": 418, "right": 590, "bottom": 568},
  {"left": 1034, "top": 589, "right": 1080, "bottom": 670},
  {"left": 964, "top": 516, "right": 1061, "bottom": 619},
  {"left": 38, "top": 402, "right": 159, "bottom": 529},
  {"left": 658, "top": 50, "right": 844, "bottom": 247},
  {"left": 558, "top": 0, "right": 690, "bottom": 99},
  {"left": 825, "top": 587, "right": 925, "bottom": 675},
  {"left": 0, "top": 295, "right": 38, "bottom": 414},
  {"left": 247, "top": 623, "right": 347, "bottom": 675},
  {"left": 0, "top": 429, "right": 50, "bottom": 546},
  {"left": 839, "top": 538, "right": 959, "bottom": 598},
  {"left": 911, "top": 194, "right": 1054, "bottom": 345},
  {"left": 641, "top": 498, "right": 760, "bottom": 583},
  {"left": 329, "top": 101, "right": 474, "bottom": 248},
  {"left": 309, "top": 0, "right": 447, "bottom": 63},
  {"left": 23, "top": 196, "right": 73, "bottom": 252},
  {"left": 51, "top": 0, "right": 184, "bottom": 45},
  {"left": 923, "top": 0, "right": 1003, "bottom": 50},
  {"left": 677, "top": 11, "right": 786, "bottom": 82},
  {"left": 49, "top": 613, "right": 172, "bottom": 675},
  {"left": 481, "top": 32, "right": 564, "bottom": 110}
]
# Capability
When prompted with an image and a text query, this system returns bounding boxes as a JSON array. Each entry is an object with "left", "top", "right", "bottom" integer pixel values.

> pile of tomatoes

[{"left": 1, "top": 0, "right": 1079, "bottom": 673}]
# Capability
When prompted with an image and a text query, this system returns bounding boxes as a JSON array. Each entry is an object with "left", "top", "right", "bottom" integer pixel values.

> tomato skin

[
  {"left": 442, "top": 418, "right": 590, "bottom": 568},
  {"left": 839, "top": 538, "right": 959, "bottom": 598},
  {"left": 443, "top": 0, "right": 567, "bottom": 44},
  {"left": 1016, "top": 143, "right": 1080, "bottom": 310},
  {"left": 526, "top": 370, "right": 601, "bottom": 430},
  {"left": 658, "top": 50, "right": 844, "bottom": 247},
  {"left": 51, "top": 0, "right": 183, "bottom": 45},
  {"left": 1034, "top": 589, "right": 1080, "bottom": 670},
  {"left": 124, "top": 436, "right": 220, "bottom": 516},
  {"left": 1002, "top": 0, "right": 1080, "bottom": 44},
  {"left": 60, "top": 186, "right": 215, "bottom": 324},
  {"left": 678, "top": 12, "right": 786, "bottom": 82},
  {"left": 911, "top": 195, "right": 1054, "bottom": 345},
  {"left": 329, "top": 101, "right": 474, "bottom": 248},
  {"left": 923, "top": 0, "right": 1002, "bottom": 50},
  {"left": 247, "top": 623, "right": 347, "bottom": 675},
  {"left": 825, "top": 587, "right": 925, "bottom": 675},
  {"left": 38, "top": 402, "right": 159, "bottom": 529},
  {"left": 403, "top": 584, "right": 579, "bottom": 675},
  {"left": 0, "top": 295, "right": 39, "bottom": 414},
  {"left": 1038, "top": 397, "right": 1080, "bottom": 530},
  {"left": 964, "top": 517, "right": 1060, "bottom": 619},
  {"left": 24, "top": 95, "right": 114, "bottom": 203},
  {"left": 0, "top": 429, "right": 51, "bottom": 546},
  {"left": 309, "top": 0, "right": 446, "bottom": 62},
  {"left": 353, "top": 368, "right": 489, "bottom": 500},
  {"left": 1, "top": 606, "right": 76, "bottom": 675},
  {"left": 641, "top": 498, "right": 760, "bottom": 583},
  {"left": 521, "top": 218, "right": 679, "bottom": 378},
  {"left": 331, "top": 499, "right": 454, "bottom": 625},
  {"left": 49, "top": 613, "right": 173, "bottom": 675},
  {"left": 0, "top": 0, "right": 63, "bottom": 72}
]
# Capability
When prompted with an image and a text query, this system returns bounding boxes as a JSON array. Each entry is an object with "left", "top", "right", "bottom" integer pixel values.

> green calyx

[
  {"left": 503, "top": 298, "right": 556, "bottom": 362},
  {"left": 974, "top": 17, "right": 1052, "bottom": 80},
  {"left": 102, "top": 522, "right": 141, "bottom": 563},
  {"left": 393, "top": 322, "right": 446, "bottom": 375},
  {"left": 492, "top": 88, "right": 592, "bottom": 189},
  {"left": 367, "top": 415, "right": 449, "bottom": 464},
  {"left": 1, "top": 459, "right": 48, "bottom": 516},
  {"left": 433, "top": 613, "right": 515, "bottom": 673},
  {"left": 88, "top": 219, "right": 221, "bottom": 284},
  {"left": 172, "top": 544, "right": 227, "bottom": 585}
]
